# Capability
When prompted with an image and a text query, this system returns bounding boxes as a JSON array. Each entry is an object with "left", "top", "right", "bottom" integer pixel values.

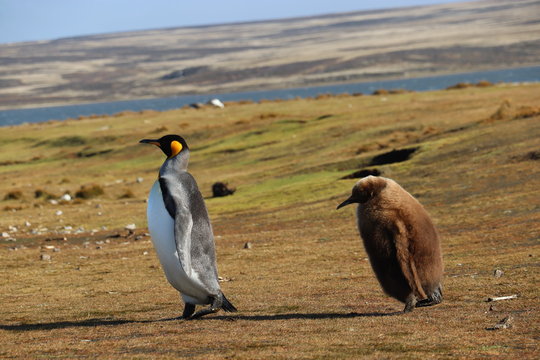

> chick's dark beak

[
  {"left": 336, "top": 196, "right": 355, "bottom": 210},
  {"left": 139, "top": 139, "right": 161, "bottom": 147}
]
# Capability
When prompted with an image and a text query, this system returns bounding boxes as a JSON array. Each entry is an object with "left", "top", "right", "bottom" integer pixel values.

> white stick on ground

[{"left": 486, "top": 295, "right": 518, "bottom": 302}]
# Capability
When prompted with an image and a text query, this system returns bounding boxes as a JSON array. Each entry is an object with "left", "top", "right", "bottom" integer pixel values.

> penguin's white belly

[{"left": 147, "top": 181, "right": 208, "bottom": 304}]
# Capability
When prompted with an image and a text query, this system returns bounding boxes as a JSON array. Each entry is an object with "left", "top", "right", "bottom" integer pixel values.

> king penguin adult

[{"left": 140, "top": 134, "right": 237, "bottom": 319}]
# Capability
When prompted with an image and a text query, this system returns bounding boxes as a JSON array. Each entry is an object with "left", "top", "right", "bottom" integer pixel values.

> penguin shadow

[
  {"left": 201, "top": 311, "right": 402, "bottom": 321},
  {"left": 0, "top": 311, "right": 400, "bottom": 331},
  {"left": 0, "top": 317, "right": 182, "bottom": 332}
]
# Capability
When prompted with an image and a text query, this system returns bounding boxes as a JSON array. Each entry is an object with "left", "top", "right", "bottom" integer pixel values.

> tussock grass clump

[
  {"left": 315, "top": 93, "right": 333, "bottom": 100},
  {"left": 75, "top": 184, "right": 105, "bottom": 199},
  {"left": 41, "top": 135, "right": 88, "bottom": 147},
  {"left": 3, "top": 190, "right": 23, "bottom": 200},
  {"left": 389, "top": 89, "right": 413, "bottom": 94},
  {"left": 489, "top": 99, "right": 514, "bottom": 121},
  {"left": 236, "top": 100, "right": 254, "bottom": 105},
  {"left": 514, "top": 105, "right": 540, "bottom": 119},
  {"left": 118, "top": 189, "right": 135, "bottom": 199},
  {"left": 113, "top": 110, "right": 137, "bottom": 117},
  {"left": 256, "top": 113, "right": 278, "bottom": 120},
  {"left": 3, "top": 205, "right": 22, "bottom": 211},
  {"left": 76, "top": 148, "right": 113, "bottom": 158},
  {"left": 487, "top": 100, "right": 540, "bottom": 122},
  {"left": 476, "top": 80, "right": 494, "bottom": 87},
  {"left": 447, "top": 81, "right": 494, "bottom": 90},
  {"left": 34, "top": 189, "right": 57, "bottom": 199},
  {"left": 152, "top": 125, "right": 168, "bottom": 133},
  {"left": 446, "top": 82, "right": 472, "bottom": 90},
  {"left": 77, "top": 114, "right": 105, "bottom": 120},
  {"left": 373, "top": 88, "right": 412, "bottom": 95}
]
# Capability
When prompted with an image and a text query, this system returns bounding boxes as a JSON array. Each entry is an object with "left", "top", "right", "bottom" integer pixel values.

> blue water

[{"left": 1, "top": 65, "right": 539, "bottom": 127}]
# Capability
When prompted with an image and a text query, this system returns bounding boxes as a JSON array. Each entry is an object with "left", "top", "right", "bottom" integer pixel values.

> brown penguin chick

[{"left": 337, "top": 176, "right": 443, "bottom": 313}]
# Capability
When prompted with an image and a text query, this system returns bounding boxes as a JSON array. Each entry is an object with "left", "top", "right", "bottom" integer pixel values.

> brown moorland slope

[
  {"left": 0, "top": 84, "right": 539, "bottom": 358},
  {"left": 1, "top": 0, "right": 539, "bottom": 109}
]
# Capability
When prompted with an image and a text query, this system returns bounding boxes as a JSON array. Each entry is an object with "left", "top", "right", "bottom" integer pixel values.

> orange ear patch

[{"left": 170, "top": 140, "right": 183, "bottom": 157}]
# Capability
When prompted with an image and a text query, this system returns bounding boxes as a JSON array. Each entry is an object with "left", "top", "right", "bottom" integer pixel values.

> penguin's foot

[
  {"left": 181, "top": 303, "right": 196, "bottom": 319},
  {"left": 415, "top": 289, "right": 443, "bottom": 308},
  {"left": 188, "top": 307, "right": 219, "bottom": 320},
  {"left": 403, "top": 294, "right": 417, "bottom": 313}
]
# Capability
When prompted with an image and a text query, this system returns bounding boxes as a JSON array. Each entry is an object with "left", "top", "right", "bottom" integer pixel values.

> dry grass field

[{"left": 0, "top": 83, "right": 539, "bottom": 358}]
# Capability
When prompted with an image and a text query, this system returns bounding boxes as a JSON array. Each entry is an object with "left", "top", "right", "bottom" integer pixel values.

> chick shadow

[
  {"left": 205, "top": 311, "right": 401, "bottom": 321},
  {"left": 0, "top": 311, "right": 400, "bottom": 331}
]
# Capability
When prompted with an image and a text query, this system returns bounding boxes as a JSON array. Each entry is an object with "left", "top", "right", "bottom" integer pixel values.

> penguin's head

[
  {"left": 337, "top": 175, "right": 387, "bottom": 209},
  {"left": 139, "top": 134, "right": 189, "bottom": 158}
]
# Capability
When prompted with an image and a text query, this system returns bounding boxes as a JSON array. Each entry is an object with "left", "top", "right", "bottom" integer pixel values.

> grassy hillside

[{"left": 0, "top": 84, "right": 539, "bottom": 358}]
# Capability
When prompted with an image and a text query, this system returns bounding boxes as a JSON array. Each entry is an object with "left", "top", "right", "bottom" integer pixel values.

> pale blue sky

[{"left": 0, "top": 0, "right": 471, "bottom": 44}]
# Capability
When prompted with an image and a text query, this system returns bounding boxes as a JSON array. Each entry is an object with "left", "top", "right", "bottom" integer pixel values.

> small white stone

[
  {"left": 55, "top": 210, "right": 63, "bottom": 216},
  {"left": 25, "top": 221, "right": 31, "bottom": 227},
  {"left": 61, "top": 194, "right": 72, "bottom": 201},
  {"left": 40, "top": 254, "right": 51, "bottom": 261},
  {"left": 8, "top": 225, "right": 18, "bottom": 232},
  {"left": 1, "top": 232, "right": 9, "bottom": 238},
  {"left": 125, "top": 223, "right": 136, "bottom": 231},
  {"left": 136, "top": 177, "right": 144, "bottom": 183},
  {"left": 49, "top": 199, "right": 58, "bottom": 205}
]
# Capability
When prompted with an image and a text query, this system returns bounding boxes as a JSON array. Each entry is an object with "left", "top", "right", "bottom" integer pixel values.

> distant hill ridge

[{"left": 0, "top": 0, "right": 539, "bottom": 109}]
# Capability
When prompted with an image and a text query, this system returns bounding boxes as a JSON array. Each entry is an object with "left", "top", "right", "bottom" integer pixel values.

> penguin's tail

[{"left": 221, "top": 292, "right": 237, "bottom": 313}]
